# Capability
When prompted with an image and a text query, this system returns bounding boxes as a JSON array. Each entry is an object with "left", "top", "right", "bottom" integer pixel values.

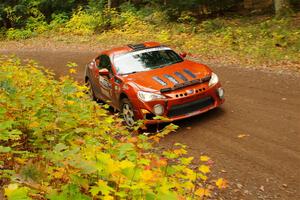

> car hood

[{"left": 123, "top": 60, "right": 212, "bottom": 92}]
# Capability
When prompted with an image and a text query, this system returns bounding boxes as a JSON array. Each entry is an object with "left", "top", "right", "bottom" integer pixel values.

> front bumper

[{"left": 132, "top": 82, "right": 225, "bottom": 124}]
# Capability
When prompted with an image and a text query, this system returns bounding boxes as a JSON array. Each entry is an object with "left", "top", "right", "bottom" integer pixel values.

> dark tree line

[{"left": 0, "top": 0, "right": 297, "bottom": 30}]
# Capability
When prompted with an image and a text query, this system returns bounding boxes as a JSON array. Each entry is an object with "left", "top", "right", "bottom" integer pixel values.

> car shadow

[
  {"left": 175, "top": 107, "right": 226, "bottom": 128},
  {"left": 145, "top": 107, "right": 227, "bottom": 134}
]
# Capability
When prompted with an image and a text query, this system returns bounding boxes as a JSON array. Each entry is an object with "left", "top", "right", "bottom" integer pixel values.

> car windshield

[{"left": 113, "top": 47, "right": 183, "bottom": 75}]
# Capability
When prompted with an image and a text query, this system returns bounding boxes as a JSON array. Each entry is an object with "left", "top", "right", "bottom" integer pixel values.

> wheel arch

[{"left": 119, "top": 92, "right": 129, "bottom": 104}]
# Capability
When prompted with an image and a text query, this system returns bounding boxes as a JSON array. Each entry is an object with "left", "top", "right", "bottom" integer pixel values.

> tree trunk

[
  {"left": 274, "top": 0, "right": 290, "bottom": 15},
  {"left": 107, "top": 0, "right": 112, "bottom": 9},
  {"left": 244, "top": 0, "right": 253, "bottom": 9}
]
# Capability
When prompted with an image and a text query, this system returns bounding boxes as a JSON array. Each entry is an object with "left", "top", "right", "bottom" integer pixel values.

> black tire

[
  {"left": 121, "top": 98, "right": 136, "bottom": 127},
  {"left": 85, "top": 79, "right": 96, "bottom": 101}
]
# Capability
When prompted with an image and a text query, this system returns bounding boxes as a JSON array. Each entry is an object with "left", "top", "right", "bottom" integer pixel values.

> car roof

[{"left": 102, "top": 41, "right": 163, "bottom": 57}]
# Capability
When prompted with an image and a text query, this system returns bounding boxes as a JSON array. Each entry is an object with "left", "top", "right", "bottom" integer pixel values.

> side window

[{"left": 99, "top": 55, "right": 112, "bottom": 72}]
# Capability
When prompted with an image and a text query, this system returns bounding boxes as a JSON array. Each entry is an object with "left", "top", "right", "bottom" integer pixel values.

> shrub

[
  {"left": 199, "top": 18, "right": 226, "bottom": 33},
  {"left": 177, "top": 11, "right": 197, "bottom": 24},
  {"left": 26, "top": 16, "right": 49, "bottom": 34},
  {"left": 6, "top": 28, "right": 35, "bottom": 40},
  {"left": 0, "top": 55, "right": 225, "bottom": 199},
  {"left": 49, "top": 13, "right": 69, "bottom": 30},
  {"left": 63, "top": 9, "right": 103, "bottom": 35}
]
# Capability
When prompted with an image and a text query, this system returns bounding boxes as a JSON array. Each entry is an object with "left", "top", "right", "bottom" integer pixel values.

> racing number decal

[
  {"left": 98, "top": 76, "right": 112, "bottom": 98},
  {"left": 99, "top": 76, "right": 111, "bottom": 89}
]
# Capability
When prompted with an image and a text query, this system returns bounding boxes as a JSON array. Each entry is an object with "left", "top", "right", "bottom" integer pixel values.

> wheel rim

[{"left": 122, "top": 103, "right": 135, "bottom": 126}]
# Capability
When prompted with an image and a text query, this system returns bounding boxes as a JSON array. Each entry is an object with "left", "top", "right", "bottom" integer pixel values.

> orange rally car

[{"left": 85, "top": 42, "right": 224, "bottom": 126}]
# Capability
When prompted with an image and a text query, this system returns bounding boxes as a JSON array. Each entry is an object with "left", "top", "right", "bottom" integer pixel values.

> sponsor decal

[{"left": 99, "top": 76, "right": 111, "bottom": 89}]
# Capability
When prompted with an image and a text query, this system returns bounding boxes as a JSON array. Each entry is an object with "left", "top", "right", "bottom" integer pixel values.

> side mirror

[
  {"left": 99, "top": 68, "right": 109, "bottom": 76},
  {"left": 179, "top": 52, "right": 187, "bottom": 58}
]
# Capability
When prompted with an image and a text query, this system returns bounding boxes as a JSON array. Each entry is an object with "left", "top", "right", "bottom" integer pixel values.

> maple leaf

[
  {"left": 216, "top": 178, "right": 228, "bottom": 189},
  {"left": 173, "top": 148, "right": 187, "bottom": 155},
  {"left": 141, "top": 170, "right": 155, "bottom": 182},
  {"left": 200, "top": 155, "right": 210, "bottom": 162},
  {"left": 198, "top": 165, "right": 211, "bottom": 174},
  {"left": 195, "top": 188, "right": 211, "bottom": 197},
  {"left": 4, "top": 183, "right": 19, "bottom": 197},
  {"left": 69, "top": 68, "right": 77, "bottom": 74}
]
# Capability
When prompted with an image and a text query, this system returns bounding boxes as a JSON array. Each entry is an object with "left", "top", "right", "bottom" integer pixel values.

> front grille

[{"left": 167, "top": 96, "right": 214, "bottom": 118}]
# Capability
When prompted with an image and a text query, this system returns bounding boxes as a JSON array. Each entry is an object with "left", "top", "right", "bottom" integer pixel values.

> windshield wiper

[
  {"left": 120, "top": 71, "right": 139, "bottom": 76},
  {"left": 155, "top": 60, "right": 183, "bottom": 69}
]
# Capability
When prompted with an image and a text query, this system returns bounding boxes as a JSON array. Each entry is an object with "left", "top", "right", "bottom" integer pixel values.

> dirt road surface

[{"left": 1, "top": 49, "right": 299, "bottom": 200}]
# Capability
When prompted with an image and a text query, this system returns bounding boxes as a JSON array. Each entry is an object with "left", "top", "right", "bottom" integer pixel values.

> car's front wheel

[{"left": 121, "top": 98, "right": 135, "bottom": 127}]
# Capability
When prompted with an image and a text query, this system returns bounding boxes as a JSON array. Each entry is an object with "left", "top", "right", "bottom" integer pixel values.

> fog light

[
  {"left": 153, "top": 104, "right": 164, "bottom": 115},
  {"left": 217, "top": 88, "right": 224, "bottom": 99}
]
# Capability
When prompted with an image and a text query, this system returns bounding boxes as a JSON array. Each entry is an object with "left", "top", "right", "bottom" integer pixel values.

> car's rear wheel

[
  {"left": 121, "top": 98, "right": 135, "bottom": 127},
  {"left": 85, "top": 79, "right": 96, "bottom": 101}
]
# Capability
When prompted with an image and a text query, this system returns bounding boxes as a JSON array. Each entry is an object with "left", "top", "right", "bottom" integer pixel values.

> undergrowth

[{"left": 0, "top": 55, "right": 227, "bottom": 199}]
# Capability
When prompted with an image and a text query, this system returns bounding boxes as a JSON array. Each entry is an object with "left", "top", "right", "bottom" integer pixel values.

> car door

[{"left": 96, "top": 55, "right": 117, "bottom": 105}]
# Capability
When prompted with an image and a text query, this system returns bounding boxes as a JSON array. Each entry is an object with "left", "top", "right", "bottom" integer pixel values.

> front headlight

[
  {"left": 209, "top": 72, "right": 219, "bottom": 87},
  {"left": 137, "top": 91, "right": 166, "bottom": 102}
]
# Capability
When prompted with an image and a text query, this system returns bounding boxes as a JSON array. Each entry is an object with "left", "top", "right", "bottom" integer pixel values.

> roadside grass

[{"left": 1, "top": 9, "right": 300, "bottom": 71}]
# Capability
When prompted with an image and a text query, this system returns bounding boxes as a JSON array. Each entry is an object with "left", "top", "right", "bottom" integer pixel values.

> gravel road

[{"left": 1, "top": 49, "right": 299, "bottom": 200}]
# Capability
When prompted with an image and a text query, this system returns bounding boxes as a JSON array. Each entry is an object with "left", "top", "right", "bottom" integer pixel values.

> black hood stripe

[
  {"left": 175, "top": 72, "right": 188, "bottom": 82},
  {"left": 153, "top": 76, "right": 167, "bottom": 86},
  {"left": 183, "top": 69, "right": 196, "bottom": 78},
  {"left": 164, "top": 74, "right": 179, "bottom": 84}
]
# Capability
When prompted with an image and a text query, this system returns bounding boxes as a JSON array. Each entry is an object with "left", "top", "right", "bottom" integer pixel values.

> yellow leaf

[
  {"left": 173, "top": 148, "right": 187, "bottom": 155},
  {"left": 29, "top": 121, "right": 39, "bottom": 128},
  {"left": 119, "top": 160, "right": 134, "bottom": 169},
  {"left": 200, "top": 155, "right": 210, "bottom": 162},
  {"left": 141, "top": 170, "right": 154, "bottom": 182},
  {"left": 103, "top": 196, "right": 114, "bottom": 200},
  {"left": 53, "top": 167, "right": 65, "bottom": 179},
  {"left": 4, "top": 183, "right": 18, "bottom": 197},
  {"left": 198, "top": 173, "right": 207, "bottom": 181},
  {"left": 67, "top": 100, "right": 75, "bottom": 105},
  {"left": 198, "top": 165, "right": 210, "bottom": 174},
  {"left": 75, "top": 92, "right": 84, "bottom": 98},
  {"left": 107, "top": 159, "right": 119, "bottom": 174},
  {"left": 185, "top": 169, "right": 197, "bottom": 181},
  {"left": 195, "top": 188, "right": 211, "bottom": 197},
  {"left": 216, "top": 178, "right": 228, "bottom": 189},
  {"left": 15, "top": 157, "right": 27, "bottom": 164},
  {"left": 69, "top": 68, "right": 77, "bottom": 74}
]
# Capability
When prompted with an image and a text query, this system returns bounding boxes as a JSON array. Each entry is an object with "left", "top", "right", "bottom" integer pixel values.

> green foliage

[
  {"left": 63, "top": 9, "right": 103, "bottom": 35},
  {"left": 177, "top": 11, "right": 197, "bottom": 24},
  {"left": 6, "top": 28, "right": 35, "bottom": 40},
  {"left": 49, "top": 13, "right": 69, "bottom": 30},
  {"left": 4, "top": 184, "right": 31, "bottom": 200},
  {"left": 200, "top": 18, "right": 226, "bottom": 33},
  {"left": 0, "top": 55, "right": 223, "bottom": 199}
]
